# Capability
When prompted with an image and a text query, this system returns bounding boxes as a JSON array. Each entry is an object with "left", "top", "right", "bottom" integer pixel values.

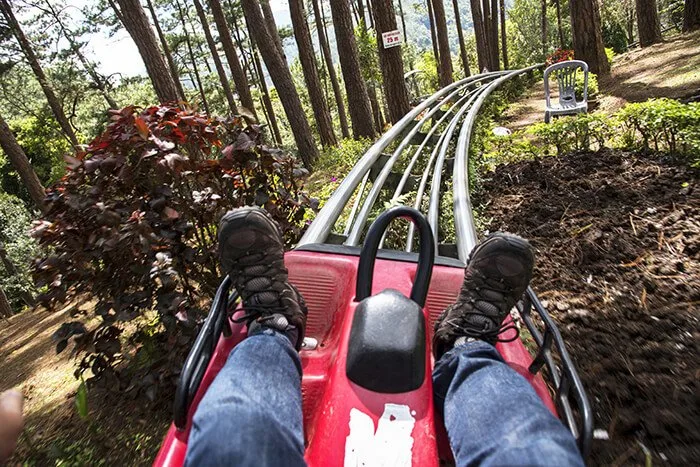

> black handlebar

[{"left": 355, "top": 207, "right": 435, "bottom": 307}]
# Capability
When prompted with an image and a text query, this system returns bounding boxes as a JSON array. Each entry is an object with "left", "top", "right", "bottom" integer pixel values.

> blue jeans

[{"left": 186, "top": 329, "right": 584, "bottom": 466}]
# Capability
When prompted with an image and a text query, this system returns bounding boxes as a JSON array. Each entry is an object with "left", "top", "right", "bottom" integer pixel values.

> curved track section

[{"left": 298, "top": 67, "right": 593, "bottom": 457}]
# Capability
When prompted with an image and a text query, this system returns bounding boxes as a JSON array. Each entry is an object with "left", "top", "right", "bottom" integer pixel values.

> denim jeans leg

[
  {"left": 433, "top": 341, "right": 584, "bottom": 467},
  {"left": 185, "top": 328, "right": 306, "bottom": 467}
]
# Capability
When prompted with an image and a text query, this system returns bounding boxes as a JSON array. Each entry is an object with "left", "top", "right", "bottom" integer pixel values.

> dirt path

[
  {"left": 1, "top": 306, "right": 166, "bottom": 465},
  {"left": 479, "top": 149, "right": 700, "bottom": 465},
  {"left": 501, "top": 31, "right": 700, "bottom": 130}
]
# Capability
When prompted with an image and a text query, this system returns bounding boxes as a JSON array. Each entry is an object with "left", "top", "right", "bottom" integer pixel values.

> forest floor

[
  {"left": 502, "top": 30, "right": 700, "bottom": 131},
  {"left": 3, "top": 31, "right": 699, "bottom": 467},
  {"left": 478, "top": 149, "right": 699, "bottom": 466}
]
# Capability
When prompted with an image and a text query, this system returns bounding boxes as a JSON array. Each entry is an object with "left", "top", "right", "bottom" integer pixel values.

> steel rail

[
  {"left": 377, "top": 89, "right": 477, "bottom": 249},
  {"left": 427, "top": 87, "right": 487, "bottom": 248},
  {"left": 452, "top": 64, "right": 541, "bottom": 261},
  {"left": 298, "top": 71, "right": 508, "bottom": 247}
]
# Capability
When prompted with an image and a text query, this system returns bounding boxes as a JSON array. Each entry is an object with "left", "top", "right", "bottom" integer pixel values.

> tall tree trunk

[
  {"left": 570, "top": 0, "right": 610, "bottom": 75},
  {"left": 241, "top": 0, "right": 319, "bottom": 168},
  {"left": 555, "top": 0, "right": 565, "bottom": 47},
  {"left": 470, "top": 0, "right": 488, "bottom": 71},
  {"left": 145, "top": 0, "right": 186, "bottom": 101},
  {"left": 499, "top": 0, "right": 509, "bottom": 69},
  {"left": 209, "top": 0, "right": 257, "bottom": 115},
  {"left": 251, "top": 45, "right": 283, "bottom": 145},
  {"left": 368, "top": 85, "right": 384, "bottom": 131},
  {"left": 490, "top": 0, "right": 500, "bottom": 70},
  {"left": 289, "top": 0, "right": 337, "bottom": 146},
  {"left": 427, "top": 0, "right": 441, "bottom": 77},
  {"left": 431, "top": 0, "right": 454, "bottom": 87},
  {"left": 0, "top": 245, "right": 34, "bottom": 307},
  {"left": 0, "top": 113, "right": 45, "bottom": 212},
  {"left": 312, "top": 0, "right": 350, "bottom": 138},
  {"left": 636, "top": 0, "right": 662, "bottom": 46},
  {"left": 366, "top": 0, "right": 376, "bottom": 29},
  {"left": 372, "top": 0, "right": 411, "bottom": 123},
  {"left": 113, "top": 0, "right": 181, "bottom": 103},
  {"left": 541, "top": 0, "right": 548, "bottom": 57},
  {"left": 0, "top": 0, "right": 79, "bottom": 146},
  {"left": 176, "top": 0, "right": 210, "bottom": 113},
  {"left": 260, "top": 0, "right": 286, "bottom": 59},
  {"left": 193, "top": 0, "right": 238, "bottom": 114},
  {"left": 453, "top": 0, "right": 471, "bottom": 77},
  {"left": 684, "top": 0, "right": 700, "bottom": 31},
  {"left": 44, "top": 1, "right": 120, "bottom": 109},
  {"left": 329, "top": 0, "right": 376, "bottom": 139},
  {"left": 397, "top": 0, "right": 409, "bottom": 43},
  {"left": 0, "top": 285, "right": 11, "bottom": 318}
]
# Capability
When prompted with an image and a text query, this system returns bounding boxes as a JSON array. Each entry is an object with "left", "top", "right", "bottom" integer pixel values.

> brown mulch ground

[{"left": 479, "top": 149, "right": 700, "bottom": 465}]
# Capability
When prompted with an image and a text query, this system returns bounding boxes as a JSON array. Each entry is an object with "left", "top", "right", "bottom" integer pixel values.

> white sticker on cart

[{"left": 344, "top": 403, "right": 415, "bottom": 466}]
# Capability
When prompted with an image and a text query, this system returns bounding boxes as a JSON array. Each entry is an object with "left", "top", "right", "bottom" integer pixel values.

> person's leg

[
  {"left": 185, "top": 207, "right": 308, "bottom": 466},
  {"left": 185, "top": 327, "right": 305, "bottom": 467},
  {"left": 433, "top": 341, "right": 583, "bottom": 466},
  {"left": 432, "top": 232, "right": 584, "bottom": 466}
]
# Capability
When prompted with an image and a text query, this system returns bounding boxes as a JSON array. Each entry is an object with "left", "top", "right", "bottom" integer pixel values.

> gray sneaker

[
  {"left": 433, "top": 232, "right": 535, "bottom": 358},
  {"left": 218, "top": 207, "right": 307, "bottom": 350}
]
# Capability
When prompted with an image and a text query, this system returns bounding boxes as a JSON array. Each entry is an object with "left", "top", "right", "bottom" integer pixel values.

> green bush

[
  {"left": 0, "top": 193, "right": 39, "bottom": 313},
  {"left": 616, "top": 98, "right": 700, "bottom": 157},
  {"left": 530, "top": 113, "right": 612, "bottom": 155},
  {"left": 576, "top": 72, "right": 599, "bottom": 100},
  {"left": 605, "top": 47, "right": 615, "bottom": 66}
]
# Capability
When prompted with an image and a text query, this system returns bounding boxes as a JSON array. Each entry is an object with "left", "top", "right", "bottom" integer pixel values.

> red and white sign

[{"left": 382, "top": 29, "right": 403, "bottom": 49}]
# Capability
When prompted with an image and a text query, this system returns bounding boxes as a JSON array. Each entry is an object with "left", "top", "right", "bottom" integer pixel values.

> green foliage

[
  {"left": 616, "top": 98, "right": 700, "bottom": 158},
  {"left": 32, "top": 104, "right": 314, "bottom": 399},
  {"left": 576, "top": 72, "right": 599, "bottom": 100},
  {"left": 355, "top": 25, "right": 381, "bottom": 85},
  {"left": 0, "top": 193, "right": 39, "bottom": 313},
  {"left": 315, "top": 137, "right": 372, "bottom": 174},
  {"left": 483, "top": 131, "right": 543, "bottom": 169},
  {"left": 75, "top": 378, "right": 89, "bottom": 419},
  {"left": 414, "top": 51, "right": 439, "bottom": 93},
  {"left": 530, "top": 113, "right": 612, "bottom": 154},
  {"left": 602, "top": 22, "right": 629, "bottom": 53},
  {"left": 605, "top": 48, "right": 615, "bottom": 66}
]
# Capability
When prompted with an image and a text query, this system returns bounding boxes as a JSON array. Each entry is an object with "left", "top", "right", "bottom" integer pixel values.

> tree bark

[
  {"left": 397, "top": 0, "right": 409, "bottom": 43},
  {"left": 312, "top": 0, "right": 350, "bottom": 139},
  {"left": 329, "top": 0, "right": 376, "bottom": 139},
  {"left": 368, "top": 84, "right": 384, "bottom": 131},
  {"left": 251, "top": 45, "right": 283, "bottom": 145},
  {"left": 427, "top": 0, "right": 441, "bottom": 77},
  {"left": 636, "top": 0, "right": 662, "bottom": 46},
  {"left": 193, "top": 0, "right": 238, "bottom": 114},
  {"left": 570, "top": 0, "right": 610, "bottom": 75},
  {"left": 0, "top": 113, "right": 45, "bottom": 212},
  {"left": 241, "top": 0, "right": 318, "bottom": 168},
  {"left": 209, "top": 0, "right": 257, "bottom": 115},
  {"left": 175, "top": 0, "right": 210, "bottom": 113},
  {"left": 289, "top": 0, "right": 337, "bottom": 146},
  {"left": 499, "top": 0, "right": 509, "bottom": 69},
  {"left": 555, "top": 0, "right": 565, "bottom": 47},
  {"left": 113, "top": 0, "right": 181, "bottom": 103},
  {"left": 145, "top": 0, "right": 186, "bottom": 101},
  {"left": 453, "top": 0, "right": 471, "bottom": 77},
  {"left": 471, "top": 0, "right": 488, "bottom": 71},
  {"left": 431, "top": 0, "right": 454, "bottom": 87},
  {"left": 0, "top": 284, "right": 11, "bottom": 318},
  {"left": 684, "top": 0, "right": 700, "bottom": 31},
  {"left": 371, "top": 0, "right": 411, "bottom": 123},
  {"left": 541, "top": 0, "right": 548, "bottom": 57},
  {"left": 490, "top": 0, "right": 500, "bottom": 70},
  {"left": 0, "top": 0, "right": 79, "bottom": 146},
  {"left": 260, "top": 0, "right": 286, "bottom": 59}
]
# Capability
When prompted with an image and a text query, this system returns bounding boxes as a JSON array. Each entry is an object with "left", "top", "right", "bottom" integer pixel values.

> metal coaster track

[
  {"left": 298, "top": 66, "right": 593, "bottom": 457},
  {"left": 173, "top": 67, "right": 593, "bottom": 459}
]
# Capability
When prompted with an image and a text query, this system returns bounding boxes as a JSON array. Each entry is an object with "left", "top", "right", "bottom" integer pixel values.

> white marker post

[{"left": 381, "top": 29, "right": 403, "bottom": 49}]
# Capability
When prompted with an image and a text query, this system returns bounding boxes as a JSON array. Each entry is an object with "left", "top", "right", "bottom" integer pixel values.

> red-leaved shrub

[{"left": 32, "top": 105, "right": 314, "bottom": 401}]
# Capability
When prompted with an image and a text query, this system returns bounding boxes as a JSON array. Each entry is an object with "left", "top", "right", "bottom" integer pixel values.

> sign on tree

[{"left": 382, "top": 29, "right": 403, "bottom": 49}]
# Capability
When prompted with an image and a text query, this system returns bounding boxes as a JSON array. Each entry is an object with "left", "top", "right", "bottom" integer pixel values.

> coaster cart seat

[{"left": 154, "top": 207, "right": 592, "bottom": 466}]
